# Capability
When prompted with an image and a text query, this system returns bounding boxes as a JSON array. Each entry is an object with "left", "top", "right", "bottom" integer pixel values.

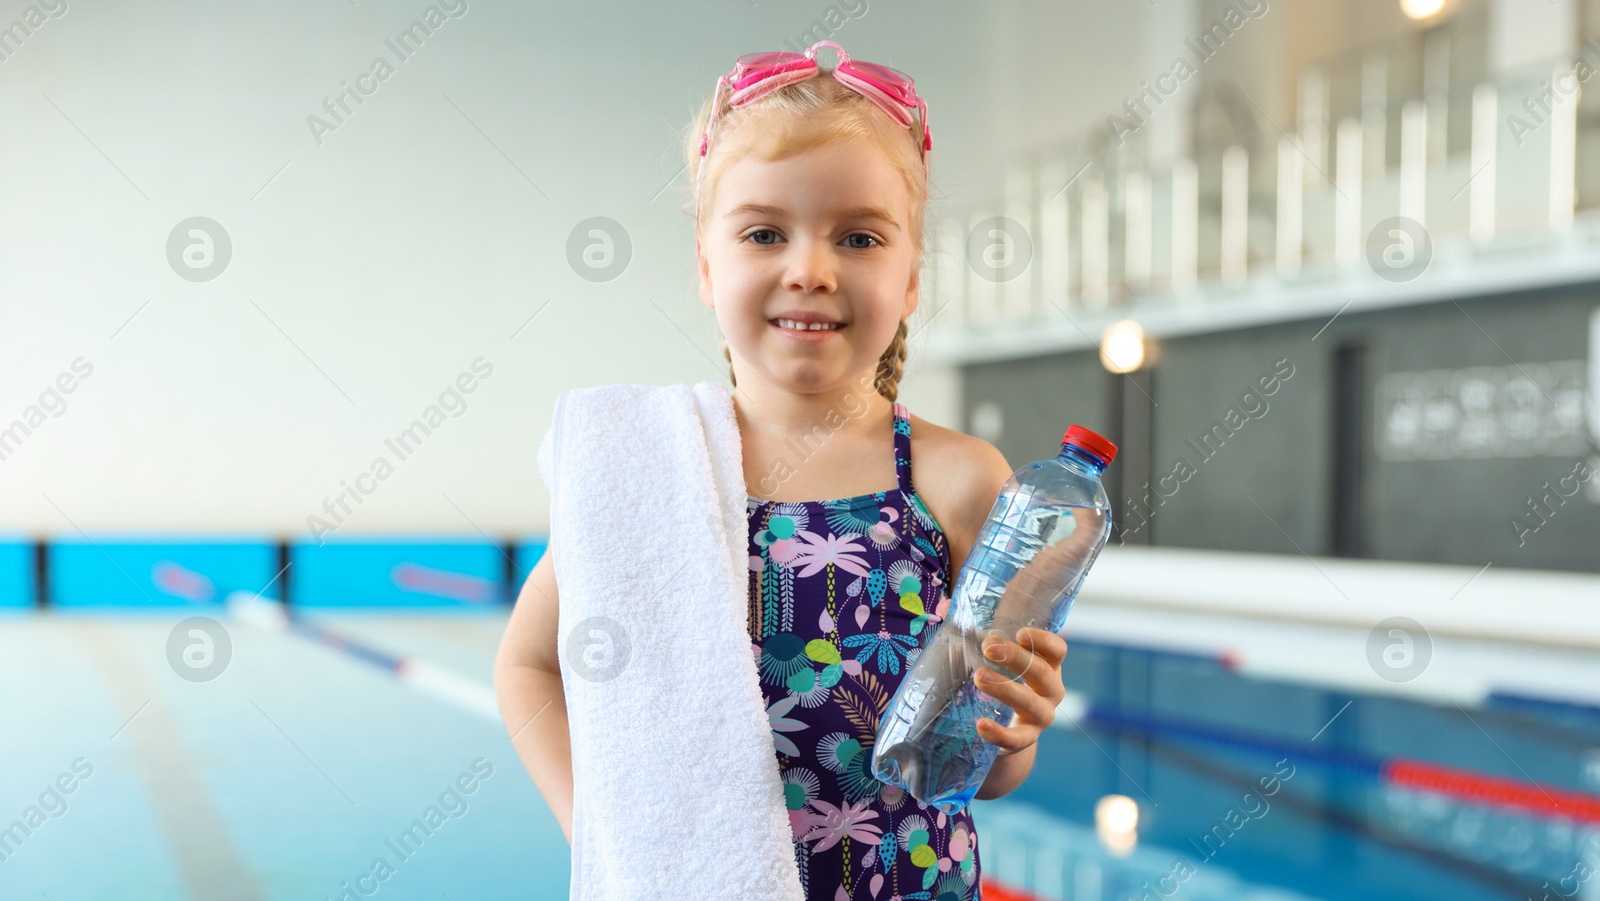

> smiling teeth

[{"left": 776, "top": 319, "right": 842, "bottom": 330}]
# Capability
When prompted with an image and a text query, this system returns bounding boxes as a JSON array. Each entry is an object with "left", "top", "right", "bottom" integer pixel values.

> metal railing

[{"left": 929, "top": 50, "right": 1600, "bottom": 340}]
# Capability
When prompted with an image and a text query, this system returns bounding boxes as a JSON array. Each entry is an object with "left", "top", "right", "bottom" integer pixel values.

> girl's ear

[
  {"left": 902, "top": 264, "right": 919, "bottom": 319},
  {"left": 697, "top": 236, "right": 713, "bottom": 307}
]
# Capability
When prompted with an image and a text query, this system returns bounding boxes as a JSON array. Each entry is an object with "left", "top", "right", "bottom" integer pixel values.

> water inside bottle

[{"left": 872, "top": 496, "right": 1111, "bottom": 813}]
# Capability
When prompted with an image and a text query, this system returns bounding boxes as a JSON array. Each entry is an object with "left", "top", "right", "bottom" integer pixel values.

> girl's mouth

[{"left": 769, "top": 318, "right": 846, "bottom": 342}]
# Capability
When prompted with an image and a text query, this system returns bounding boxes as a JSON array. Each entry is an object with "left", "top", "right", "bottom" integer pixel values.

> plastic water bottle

[{"left": 870, "top": 425, "right": 1117, "bottom": 813}]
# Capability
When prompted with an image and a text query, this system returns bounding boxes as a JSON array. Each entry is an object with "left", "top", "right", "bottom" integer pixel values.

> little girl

[{"left": 495, "top": 40, "right": 1070, "bottom": 901}]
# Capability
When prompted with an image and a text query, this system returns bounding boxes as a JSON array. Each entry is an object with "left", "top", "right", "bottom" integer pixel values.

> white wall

[
  {"left": 0, "top": 0, "right": 1175, "bottom": 536},
  {"left": 1489, "top": 0, "right": 1578, "bottom": 73}
]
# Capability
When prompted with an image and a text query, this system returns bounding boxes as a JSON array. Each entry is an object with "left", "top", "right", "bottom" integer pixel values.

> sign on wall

[{"left": 1374, "top": 308, "right": 1600, "bottom": 506}]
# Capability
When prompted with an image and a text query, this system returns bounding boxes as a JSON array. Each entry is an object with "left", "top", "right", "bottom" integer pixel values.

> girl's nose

[{"left": 783, "top": 239, "right": 838, "bottom": 294}]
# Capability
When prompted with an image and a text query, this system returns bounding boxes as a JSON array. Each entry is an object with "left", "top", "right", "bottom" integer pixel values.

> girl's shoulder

[
  {"left": 905, "top": 411, "right": 1009, "bottom": 486},
  {"left": 906, "top": 413, "right": 1014, "bottom": 574}
]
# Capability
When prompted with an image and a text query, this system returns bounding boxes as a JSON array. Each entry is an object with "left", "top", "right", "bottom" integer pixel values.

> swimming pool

[
  {"left": 4, "top": 546, "right": 1598, "bottom": 901},
  {"left": 978, "top": 635, "right": 1600, "bottom": 901}
]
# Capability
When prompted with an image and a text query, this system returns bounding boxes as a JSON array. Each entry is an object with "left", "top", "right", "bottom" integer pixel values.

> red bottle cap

[{"left": 1061, "top": 425, "right": 1117, "bottom": 466}]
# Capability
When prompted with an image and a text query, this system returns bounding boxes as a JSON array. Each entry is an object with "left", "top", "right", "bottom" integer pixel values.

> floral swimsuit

[{"left": 746, "top": 402, "right": 982, "bottom": 901}]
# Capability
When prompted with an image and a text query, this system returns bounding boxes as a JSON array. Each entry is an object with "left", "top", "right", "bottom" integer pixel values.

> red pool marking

[
  {"left": 390, "top": 562, "right": 495, "bottom": 603},
  {"left": 981, "top": 878, "right": 1042, "bottom": 901},
  {"left": 152, "top": 561, "right": 215, "bottom": 603},
  {"left": 1385, "top": 758, "right": 1600, "bottom": 824}
]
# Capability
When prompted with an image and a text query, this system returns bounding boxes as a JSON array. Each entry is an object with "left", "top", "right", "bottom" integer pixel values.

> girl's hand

[{"left": 972, "top": 627, "right": 1069, "bottom": 756}]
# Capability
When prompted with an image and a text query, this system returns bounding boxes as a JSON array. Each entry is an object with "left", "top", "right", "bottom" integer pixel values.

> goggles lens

[
  {"left": 699, "top": 43, "right": 931, "bottom": 170},
  {"left": 730, "top": 51, "right": 810, "bottom": 88},
  {"left": 845, "top": 60, "right": 915, "bottom": 98},
  {"left": 734, "top": 50, "right": 803, "bottom": 70}
]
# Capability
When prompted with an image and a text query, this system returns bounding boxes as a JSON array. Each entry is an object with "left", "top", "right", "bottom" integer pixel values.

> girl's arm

[
  {"left": 492, "top": 549, "right": 575, "bottom": 843},
  {"left": 975, "top": 742, "right": 1037, "bottom": 801}
]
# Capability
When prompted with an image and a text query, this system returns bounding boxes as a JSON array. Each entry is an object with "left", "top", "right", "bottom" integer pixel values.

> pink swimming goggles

[{"left": 696, "top": 40, "right": 932, "bottom": 201}]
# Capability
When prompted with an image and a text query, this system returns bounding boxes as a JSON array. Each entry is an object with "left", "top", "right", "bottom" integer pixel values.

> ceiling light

[
  {"left": 1100, "top": 320, "right": 1147, "bottom": 374},
  {"left": 1401, "top": 0, "right": 1446, "bottom": 20}
]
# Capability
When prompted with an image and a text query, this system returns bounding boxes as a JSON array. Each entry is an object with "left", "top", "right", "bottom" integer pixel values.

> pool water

[
  {"left": 976, "top": 640, "right": 1600, "bottom": 901},
  {"left": 4, "top": 613, "right": 1596, "bottom": 901}
]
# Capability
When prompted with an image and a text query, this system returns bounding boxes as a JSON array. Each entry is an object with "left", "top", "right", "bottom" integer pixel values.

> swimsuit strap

[{"left": 892, "top": 401, "right": 914, "bottom": 496}]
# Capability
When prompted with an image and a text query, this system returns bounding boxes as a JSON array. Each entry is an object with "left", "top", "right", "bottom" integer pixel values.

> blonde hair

[{"left": 685, "top": 72, "right": 928, "bottom": 404}]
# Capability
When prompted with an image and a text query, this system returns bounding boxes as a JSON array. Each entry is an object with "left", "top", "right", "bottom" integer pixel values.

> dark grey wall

[
  {"left": 960, "top": 282, "right": 1600, "bottom": 574},
  {"left": 1144, "top": 327, "right": 1328, "bottom": 556},
  {"left": 1355, "top": 285, "right": 1600, "bottom": 572},
  {"left": 966, "top": 351, "right": 1112, "bottom": 472}
]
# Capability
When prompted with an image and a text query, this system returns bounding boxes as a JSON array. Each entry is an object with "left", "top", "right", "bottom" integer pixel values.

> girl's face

[{"left": 697, "top": 135, "right": 919, "bottom": 396}]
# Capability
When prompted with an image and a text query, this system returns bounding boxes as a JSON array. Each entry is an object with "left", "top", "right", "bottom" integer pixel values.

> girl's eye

[{"left": 742, "top": 231, "right": 880, "bottom": 248}]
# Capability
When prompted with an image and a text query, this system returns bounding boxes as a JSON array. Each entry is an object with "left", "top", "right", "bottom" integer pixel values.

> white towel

[{"left": 536, "top": 380, "right": 806, "bottom": 901}]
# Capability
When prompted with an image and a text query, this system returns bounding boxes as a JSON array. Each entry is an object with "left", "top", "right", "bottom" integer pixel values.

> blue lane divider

[
  {"left": 1080, "top": 705, "right": 1387, "bottom": 777},
  {"left": 1064, "top": 635, "right": 1232, "bottom": 669},
  {"left": 288, "top": 616, "right": 407, "bottom": 673},
  {"left": 49, "top": 538, "right": 277, "bottom": 608},
  {"left": 512, "top": 539, "right": 549, "bottom": 589},
  {"left": 1079, "top": 699, "right": 1600, "bottom": 824},
  {"left": 1484, "top": 690, "right": 1600, "bottom": 721},
  {"left": 0, "top": 538, "right": 33, "bottom": 609},
  {"left": 289, "top": 537, "right": 506, "bottom": 608},
  {"left": 226, "top": 591, "right": 499, "bottom": 719},
  {"left": 1072, "top": 634, "right": 1600, "bottom": 727},
  {"left": 23, "top": 534, "right": 555, "bottom": 609}
]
